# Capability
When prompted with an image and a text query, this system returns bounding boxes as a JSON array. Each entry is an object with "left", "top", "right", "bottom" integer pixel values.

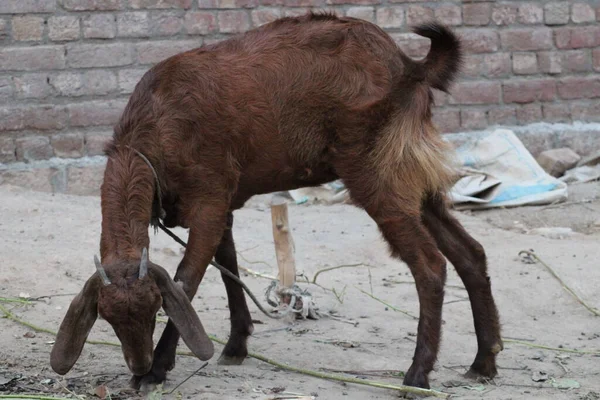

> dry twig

[
  {"left": 519, "top": 250, "right": 600, "bottom": 317},
  {"left": 0, "top": 303, "right": 448, "bottom": 398}
]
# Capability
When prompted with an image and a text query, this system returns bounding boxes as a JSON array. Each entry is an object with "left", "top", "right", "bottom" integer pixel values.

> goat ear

[
  {"left": 50, "top": 274, "right": 100, "bottom": 375},
  {"left": 150, "top": 265, "right": 214, "bottom": 361}
]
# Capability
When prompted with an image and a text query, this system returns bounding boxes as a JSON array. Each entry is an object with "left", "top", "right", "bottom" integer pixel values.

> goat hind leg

[
  {"left": 216, "top": 212, "right": 254, "bottom": 365},
  {"left": 375, "top": 214, "right": 447, "bottom": 389},
  {"left": 422, "top": 194, "right": 502, "bottom": 380}
]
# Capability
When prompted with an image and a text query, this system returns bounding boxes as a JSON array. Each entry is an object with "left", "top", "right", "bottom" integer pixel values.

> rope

[{"left": 127, "top": 147, "right": 310, "bottom": 320}]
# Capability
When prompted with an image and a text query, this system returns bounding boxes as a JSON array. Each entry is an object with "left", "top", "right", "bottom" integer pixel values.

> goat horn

[
  {"left": 94, "top": 255, "right": 111, "bottom": 286},
  {"left": 139, "top": 247, "right": 148, "bottom": 279}
]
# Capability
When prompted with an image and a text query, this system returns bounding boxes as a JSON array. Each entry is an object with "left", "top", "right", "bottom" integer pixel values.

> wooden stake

[{"left": 271, "top": 197, "right": 296, "bottom": 303}]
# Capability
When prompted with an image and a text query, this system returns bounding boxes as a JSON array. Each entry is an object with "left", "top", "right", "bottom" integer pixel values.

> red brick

[
  {"left": 432, "top": 108, "right": 460, "bottom": 133},
  {"left": 279, "top": 0, "right": 323, "bottom": 6},
  {"left": 594, "top": 48, "right": 600, "bottom": 71},
  {"left": 463, "top": 3, "right": 491, "bottom": 26},
  {"left": 0, "top": 46, "right": 65, "bottom": 71},
  {"left": 457, "top": 29, "right": 498, "bottom": 53},
  {"left": 571, "top": 3, "right": 595, "bottom": 23},
  {"left": 61, "top": 0, "right": 123, "bottom": 11},
  {"left": 518, "top": 3, "right": 543, "bottom": 24},
  {"left": 129, "top": 0, "right": 192, "bottom": 8},
  {"left": 0, "top": 19, "right": 7, "bottom": 41},
  {"left": 538, "top": 51, "right": 562, "bottom": 74},
  {"left": 346, "top": 7, "right": 374, "bottom": 22},
  {"left": 49, "top": 72, "right": 83, "bottom": 96},
  {"left": 391, "top": 32, "right": 430, "bottom": 58},
  {"left": 483, "top": 52, "right": 510, "bottom": 77},
  {"left": 0, "top": 0, "right": 56, "bottom": 13},
  {"left": 117, "top": 12, "right": 150, "bottom": 37},
  {"left": 406, "top": 5, "right": 433, "bottom": 25},
  {"left": 0, "top": 136, "right": 16, "bottom": 163},
  {"left": 460, "top": 109, "right": 487, "bottom": 130},
  {"left": 571, "top": 100, "right": 600, "bottom": 121},
  {"left": 150, "top": 12, "right": 183, "bottom": 36},
  {"left": 461, "top": 55, "right": 483, "bottom": 78},
  {"left": 197, "top": 0, "right": 218, "bottom": 7},
  {"left": 83, "top": 70, "right": 117, "bottom": 95},
  {"left": 512, "top": 52, "right": 538, "bottom": 75},
  {"left": 218, "top": 10, "right": 250, "bottom": 33},
  {"left": 12, "top": 16, "right": 44, "bottom": 41},
  {"left": 555, "top": 27, "right": 600, "bottom": 49},
  {"left": 251, "top": 8, "right": 281, "bottom": 27},
  {"left": 69, "top": 100, "right": 127, "bottom": 127},
  {"left": 0, "top": 77, "right": 12, "bottom": 99},
  {"left": 516, "top": 104, "right": 542, "bottom": 124},
  {"left": 487, "top": 107, "right": 516, "bottom": 126},
  {"left": 12, "top": 73, "right": 53, "bottom": 99},
  {"left": 83, "top": 14, "right": 116, "bottom": 39},
  {"left": 557, "top": 77, "right": 600, "bottom": 99},
  {"left": 500, "top": 28, "right": 552, "bottom": 51},
  {"left": 326, "top": 0, "right": 377, "bottom": 4},
  {"left": 85, "top": 131, "right": 112, "bottom": 156},
  {"left": 432, "top": 90, "right": 447, "bottom": 106},
  {"left": 218, "top": 0, "right": 258, "bottom": 8},
  {"left": 16, "top": 136, "right": 54, "bottom": 161},
  {"left": 51, "top": 133, "right": 84, "bottom": 158},
  {"left": 449, "top": 81, "right": 501, "bottom": 105},
  {"left": 67, "top": 43, "right": 133, "bottom": 68},
  {"left": 184, "top": 11, "right": 217, "bottom": 34},
  {"left": 544, "top": 2, "right": 569, "bottom": 25},
  {"left": 376, "top": 6, "right": 404, "bottom": 28},
  {"left": 117, "top": 68, "right": 148, "bottom": 94},
  {"left": 561, "top": 50, "right": 591, "bottom": 72},
  {"left": 25, "top": 105, "right": 69, "bottom": 130},
  {"left": 136, "top": 40, "right": 198, "bottom": 64},
  {"left": 48, "top": 16, "right": 80, "bottom": 41},
  {"left": 0, "top": 107, "right": 26, "bottom": 132},
  {"left": 503, "top": 79, "right": 556, "bottom": 104},
  {"left": 433, "top": 4, "right": 461, "bottom": 26},
  {"left": 542, "top": 103, "right": 571, "bottom": 123},
  {"left": 491, "top": 4, "right": 517, "bottom": 25}
]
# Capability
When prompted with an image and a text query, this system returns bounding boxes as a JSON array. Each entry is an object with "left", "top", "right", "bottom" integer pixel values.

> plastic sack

[{"left": 449, "top": 129, "right": 568, "bottom": 210}]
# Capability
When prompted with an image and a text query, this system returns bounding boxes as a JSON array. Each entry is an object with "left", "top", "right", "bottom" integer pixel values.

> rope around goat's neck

[
  {"left": 126, "top": 146, "right": 298, "bottom": 320},
  {"left": 124, "top": 145, "right": 165, "bottom": 231}
]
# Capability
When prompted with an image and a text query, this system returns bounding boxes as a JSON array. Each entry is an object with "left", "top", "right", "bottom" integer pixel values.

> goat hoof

[
  {"left": 465, "top": 359, "right": 498, "bottom": 381},
  {"left": 402, "top": 367, "right": 430, "bottom": 390},
  {"left": 217, "top": 354, "right": 246, "bottom": 365},
  {"left": 129, "top": 370, "right": 167, "bottom": 392}
]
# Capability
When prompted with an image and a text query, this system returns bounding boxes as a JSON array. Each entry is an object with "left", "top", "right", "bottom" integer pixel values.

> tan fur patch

[{"left": 370, "top": 90, "right": 458, "bottom": 207}]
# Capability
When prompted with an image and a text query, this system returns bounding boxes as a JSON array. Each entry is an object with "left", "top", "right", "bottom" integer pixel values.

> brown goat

[{"left": 50, "top": 12, "right": 503, "bottom": 391}]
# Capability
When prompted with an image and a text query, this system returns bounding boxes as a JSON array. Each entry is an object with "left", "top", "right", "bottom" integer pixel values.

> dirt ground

[{"left": 1, "top": 183, "right": 599, "bottom": 400}]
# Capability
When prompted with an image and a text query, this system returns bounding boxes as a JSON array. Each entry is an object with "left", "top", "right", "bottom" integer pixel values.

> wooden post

[{"left": 271, "top": 197, "right": 296, "bottom": 305}]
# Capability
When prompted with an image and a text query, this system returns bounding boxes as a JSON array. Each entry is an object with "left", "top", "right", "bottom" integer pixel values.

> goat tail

[{"left": 412, "top": 23, "right": 462, "bottom": 93}]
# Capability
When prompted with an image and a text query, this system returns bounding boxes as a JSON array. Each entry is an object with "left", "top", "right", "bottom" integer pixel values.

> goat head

[{"left": 50, "top": 248, "right": 214, "bottom": 376}]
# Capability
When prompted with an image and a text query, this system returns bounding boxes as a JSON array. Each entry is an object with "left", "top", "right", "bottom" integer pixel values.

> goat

[{"left": 50, "top": 12, "right": 503, "bottom": 391}]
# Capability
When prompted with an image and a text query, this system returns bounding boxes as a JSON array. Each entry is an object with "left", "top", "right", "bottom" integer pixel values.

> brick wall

[{"left": 1, "top": 0, "right": 600, "bottom": 164}]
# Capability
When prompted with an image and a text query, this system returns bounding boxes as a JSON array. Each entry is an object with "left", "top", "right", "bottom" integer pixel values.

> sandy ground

[{"left": 1, "top": 183, "right": 600, "bottom": 400}]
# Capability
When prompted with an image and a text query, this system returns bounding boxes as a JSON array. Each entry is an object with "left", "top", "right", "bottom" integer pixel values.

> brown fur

[{"left": 52, "top": 12, "right": 502, "bottom": 391}]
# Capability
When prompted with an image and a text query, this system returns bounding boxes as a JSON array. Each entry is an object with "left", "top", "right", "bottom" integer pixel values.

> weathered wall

[{"left": 1, "top": 0, "right": 600, "bottom": 165}]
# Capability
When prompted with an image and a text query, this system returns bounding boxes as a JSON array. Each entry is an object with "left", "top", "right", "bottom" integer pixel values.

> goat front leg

[
  {"left": 422, "top": 194, "right": 502, "bottom": 380},
  {"left": 216, "top": 212, "right": 254, "bottom": 365},
  {"left": 130, "top": 203, "right": 229, "bottom": 391}
]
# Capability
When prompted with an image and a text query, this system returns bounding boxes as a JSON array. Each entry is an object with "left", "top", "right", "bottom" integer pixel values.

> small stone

[
  {"left": 537, "top": 148, "right": 581, "bottom": 177},
  {"left": 23, "top": 332, "right": 36, "bottom": 338}
]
